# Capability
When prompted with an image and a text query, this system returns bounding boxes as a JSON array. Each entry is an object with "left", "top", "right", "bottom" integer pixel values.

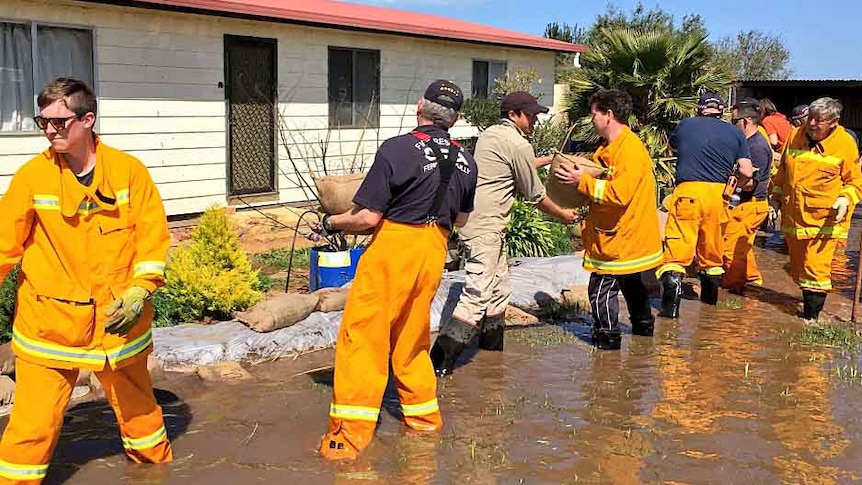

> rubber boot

[
  {"left": 478, "top": 313, "right": 505, "bottom": 351},
  {"left": 592, "top": 328, "right": 622, "bottom": 350},
  {"left": 659, "top": 272, "right": 683, "bottom": 319},
  {"left": 430, "top": 317, "right": 478, "bottom": 376},
  {"left": 699, "top": 272, "right": 721, "bottom": 306},
  {"left": 802, "top": 290, "right": 827, "bottom": 321},
  {"left": 622, "top": 277, "right": 655, "bottom": 337}
]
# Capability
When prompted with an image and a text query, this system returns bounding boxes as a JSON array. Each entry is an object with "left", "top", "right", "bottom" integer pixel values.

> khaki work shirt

[{"left": 458, "top": 119, "right": 545, "bottom": 239}]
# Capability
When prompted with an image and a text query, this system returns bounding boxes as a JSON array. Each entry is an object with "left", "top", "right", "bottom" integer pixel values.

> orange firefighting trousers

[
  {"left": 0, "top": 357, "right": 172, "bottom": 484},
  {"left": 320, "top": 220, "right": 448, "bottom": 461},
  {"left": 657, "top": 182, "right": 729, "bottom": 278},
  {"left": 786, "top": 236, "right": 839, "bottom": 292},
  {"left": 722, "top": 199, "right": 770, "bottom": 290}
]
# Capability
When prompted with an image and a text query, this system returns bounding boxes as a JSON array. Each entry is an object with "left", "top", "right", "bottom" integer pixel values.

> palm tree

[{"left": 562, "top": 27, "right": 732, "bottom": 162}]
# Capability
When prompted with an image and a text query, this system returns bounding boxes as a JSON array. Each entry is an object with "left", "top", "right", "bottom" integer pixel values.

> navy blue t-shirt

[
  {"left": 352, "top": 124, "right": 478, "bottom": 231},
  {"left": 742, "top": 131, "right": 772, "bottom": 200},
  {"left": 669, "top": 116, "right": 751, "bottom": 185}
]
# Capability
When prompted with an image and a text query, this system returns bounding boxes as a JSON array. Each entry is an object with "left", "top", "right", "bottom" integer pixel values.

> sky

[{"left": 342, "top": 0, "right": 861, "bottom": 80}]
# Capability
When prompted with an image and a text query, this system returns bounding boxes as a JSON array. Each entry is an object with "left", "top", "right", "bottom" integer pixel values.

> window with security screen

[
  {"left": 0, "top": 22, "right": 94, "bottom": 132},
  {"left": 327, "top": 47, "right": 381, "bottom": 129}
]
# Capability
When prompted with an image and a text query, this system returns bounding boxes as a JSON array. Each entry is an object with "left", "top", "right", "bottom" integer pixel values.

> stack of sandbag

[
  {"left": 545, "top": 152, "right": 608, "bottom": 209},
  {"left": 236, "top": 293, "right": 321, "bottom": 333},
  {"left": 314, "top": 173, "right": 366, "bottom": 215}
]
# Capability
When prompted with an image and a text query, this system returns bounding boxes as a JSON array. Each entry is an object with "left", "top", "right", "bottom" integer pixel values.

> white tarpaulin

[{"left": 152, "top": 255, "right": 591, "bottom": 370}]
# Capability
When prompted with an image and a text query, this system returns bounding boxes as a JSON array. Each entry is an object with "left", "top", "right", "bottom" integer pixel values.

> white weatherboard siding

[{"left": 1, "top": 0, "right": 557, "bottom": 216}]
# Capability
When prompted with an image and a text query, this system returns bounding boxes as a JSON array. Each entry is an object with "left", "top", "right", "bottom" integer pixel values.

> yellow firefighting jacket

[
  {"left": 0, "top": 138, "right": 170, "bottom": 371},
  {"left": 772, "top": 126, "right": 862, "bottom": 239},
  {"left": 577, "top": 126, "right": 663, "bottom": 275}
]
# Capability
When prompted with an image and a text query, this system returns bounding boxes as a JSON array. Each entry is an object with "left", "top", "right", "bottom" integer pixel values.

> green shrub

[
  {"left": 506, "top": 199, "right": 566, "bottom": 258},
  {"left": 160, "top": 206, "right": 263, "bottom": 324},
  {"left": 0, "top": 266, "right": 19, "bottom": 344}
]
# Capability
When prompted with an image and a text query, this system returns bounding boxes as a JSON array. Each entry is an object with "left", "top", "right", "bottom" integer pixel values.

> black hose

[{"left": 285, "top": 210, "right": 326, "bottom": 293}]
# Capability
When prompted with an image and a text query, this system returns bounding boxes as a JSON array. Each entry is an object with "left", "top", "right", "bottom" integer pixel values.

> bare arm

[
  {"left": 534, "top": 154, "right": 553, "bottom": 169},
  {"left": 736, "top": 157, "right": 754, "bottom": 179},
  {"left": 454, "top": 212, "right": 470, "bottom": 228},
  {"left": 536, "top": 196, "right": 577, "bottom": 225},
  {"left": 326, "top": 205, "right": 383, "bottom": 235}
]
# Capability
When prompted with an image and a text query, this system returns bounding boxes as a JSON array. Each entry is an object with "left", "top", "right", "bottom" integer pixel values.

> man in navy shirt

[
  {"left": 722, "top": 98, "right": 772, "bottom": 293},
  {"left": 313, "top": 80, "right": 478, "bottom": 461},
  {"left": 656, "top": 92, "right": 754, "bottom": 317}
]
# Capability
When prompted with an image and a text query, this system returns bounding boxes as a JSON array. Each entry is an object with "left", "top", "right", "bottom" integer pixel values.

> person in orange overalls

[
  {"left": 721, "top": 99, "right": 773, "bottom": 293},
  {"left": 656, "top": 93, "right": 754, "bottom": 318},
  {"left": 0, "top": 78, "right": 172, "bottom": 483},
  {"left": 771, "top": 97, "right": 862, "bottom": 320},
  {"left": 312, "top": 80, "right": 478, "bottom": 461},
  {"left": 554, "top": 89, "right": 662, "bottom": 350}
]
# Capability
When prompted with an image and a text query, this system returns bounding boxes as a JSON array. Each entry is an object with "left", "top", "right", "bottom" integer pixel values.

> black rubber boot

[
  {"left": 592, "top": 328, "right": 622, "bottom": 350},
  {"left": 478, "top": 314, "right": 505, "bottom": 351},
  {"left": 622, "top": 275, "right": 655, "bottom": 337},
  {"left": 802, "top": 290, "right": 827, "bottom": 321},
  {"left": 699, "top": 272, "right": 722, "bottom": 306},
  {"left": 659, "top": 272, "right": 683, "bottom": 319},
  {"left": 430, "top": 317, "right": 478, "bottom": 376}
]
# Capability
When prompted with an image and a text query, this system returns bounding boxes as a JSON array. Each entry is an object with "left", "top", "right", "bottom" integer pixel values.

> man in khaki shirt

[{"left": 430, "top": 91, "right": 577, "bottom": 376}]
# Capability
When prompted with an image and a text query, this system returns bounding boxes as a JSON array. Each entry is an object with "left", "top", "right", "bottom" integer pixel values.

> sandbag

[
  {"left": 314, "top": 287, "right": 350, "bottom": 313},
  {"left": 236, "top": 293, "right": 320, "bottom": 333},
  {"left": 314, "top": 173, "right": 366, "bottom": 215},
  {"left": 545, "top": 152, "right": 608, "bottom": 208}
]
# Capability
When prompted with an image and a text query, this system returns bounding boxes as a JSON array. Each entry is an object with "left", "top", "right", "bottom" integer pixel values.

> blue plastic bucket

[{"left": 309, "top": 246, "right": 366, "bottom": 291}]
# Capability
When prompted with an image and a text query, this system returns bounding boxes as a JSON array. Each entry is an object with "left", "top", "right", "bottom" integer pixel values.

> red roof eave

[{"left": 94, "top": 0, "right": 587, "bottom": 54}]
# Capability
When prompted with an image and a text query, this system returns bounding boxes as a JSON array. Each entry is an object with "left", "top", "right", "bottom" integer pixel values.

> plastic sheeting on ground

[{"left": 152, "top": 255, "right": 591, "bottom": 370}]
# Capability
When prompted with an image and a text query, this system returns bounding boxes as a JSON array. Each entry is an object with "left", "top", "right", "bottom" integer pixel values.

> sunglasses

[
  {"left": 32, "top": 115, "right": 83, "bottom": 131},
  {"left": 731, "top": 117, "right": 747, "bottom": 125}
]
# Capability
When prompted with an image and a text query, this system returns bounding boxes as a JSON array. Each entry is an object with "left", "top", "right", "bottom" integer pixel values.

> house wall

[{"left": 0, "top": 0, "right": 557, "bottom": 216}]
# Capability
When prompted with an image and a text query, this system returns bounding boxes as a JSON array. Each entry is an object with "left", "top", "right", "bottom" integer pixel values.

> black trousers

[{"left": 588, "top": 271, "right": 652, "bottom": 332}]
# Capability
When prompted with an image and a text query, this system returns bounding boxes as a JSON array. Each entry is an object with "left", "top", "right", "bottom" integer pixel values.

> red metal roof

[{"left": 101, "top": 0, "right": 586, "bottom": 53}]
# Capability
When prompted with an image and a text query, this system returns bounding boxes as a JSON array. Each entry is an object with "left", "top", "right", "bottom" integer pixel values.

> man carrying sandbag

[
  {"left": 311, "top": 80, "right": 478, "bottom": 461},
  {"left": 655, "top": 92, "right": 754, "bottom": 318},
  {"left": 429, "top": 91, "right": 577, "bottom": 376},
  {"left": 553, "top": 89, "right": 662, "bottom": 349}
]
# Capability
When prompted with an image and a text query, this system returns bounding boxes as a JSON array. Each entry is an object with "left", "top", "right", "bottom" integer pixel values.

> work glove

[
  {"left": 104, "top": 286, "right": 150, "bottom": 336},
  {"left": 0, "top": 375, "right": 14, "bottom": 406},
  {"left": 832, "top": 196, "right": 850, "bottom": 223}
]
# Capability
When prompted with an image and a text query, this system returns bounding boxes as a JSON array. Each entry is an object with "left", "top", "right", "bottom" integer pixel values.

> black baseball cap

[
  {"left": 732, "top": 97, "right": 759, "bottom": 110},
  {"left": 424, "top": 79, "right": 464, "bottom": 111},
  {"left": 791, "top": 104, "right": 809, "bottom": 121},
  {"left": 500, "top": 91, "right": 549, "bottom": 115},
  {"left": 698, "top": 92, "right": 725, "bottom": 113}
]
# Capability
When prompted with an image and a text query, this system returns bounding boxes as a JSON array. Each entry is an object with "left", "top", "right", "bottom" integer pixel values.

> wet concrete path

[{"left": 17, "top": 216, "right": 862, "bottom": 484}]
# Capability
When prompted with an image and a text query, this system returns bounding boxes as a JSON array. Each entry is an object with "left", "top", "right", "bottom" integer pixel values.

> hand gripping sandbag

[
  {"left": 314, "top": 173, "right": 367, "bottom": 215},
  {"left": 544, "top": 124, "right": 608, "bottom": 209}
]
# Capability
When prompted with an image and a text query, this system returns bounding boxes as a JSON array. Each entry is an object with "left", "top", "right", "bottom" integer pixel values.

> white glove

[
  {"left": 0, "top": 376, "right": 15, "bottom": 405},
  {"left": 832, "top": 196, "right": 850, "bottom": 223}
]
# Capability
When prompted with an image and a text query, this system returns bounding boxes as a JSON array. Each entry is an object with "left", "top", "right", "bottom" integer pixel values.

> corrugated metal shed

[{"left": 733, "top": 79, "right": 862, "bottom": 132}]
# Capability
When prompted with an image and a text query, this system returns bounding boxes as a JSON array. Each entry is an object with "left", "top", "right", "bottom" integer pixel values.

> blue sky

[{"left": 344, "top": 0, "right": 861, "bottom": 80}]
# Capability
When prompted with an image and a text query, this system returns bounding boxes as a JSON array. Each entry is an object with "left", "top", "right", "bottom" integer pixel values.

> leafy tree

[
  {"left": 713, "top": 30, "right": 793, "bottom": 80},
  {"left": 561, "top": 26, "right": 732, "bottom": 157}
]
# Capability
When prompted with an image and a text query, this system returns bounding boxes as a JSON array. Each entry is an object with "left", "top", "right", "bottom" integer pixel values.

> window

[
  {"left": 472, "top": 60, "right": 507, "bottom": 98},
  {"left": 328, "top": 47, "right": 380, "bottom": 129},
  {"left": 0, "top": 22, "right": 94, "bottom": 132}
]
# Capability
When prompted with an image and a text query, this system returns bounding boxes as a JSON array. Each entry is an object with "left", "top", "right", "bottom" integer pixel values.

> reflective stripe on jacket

[
  {"left": 772, "top": 127, "right": 862, "bottom": 240},
  {"left": 0, "top": 138, "right": 170, "bottom": 370}
]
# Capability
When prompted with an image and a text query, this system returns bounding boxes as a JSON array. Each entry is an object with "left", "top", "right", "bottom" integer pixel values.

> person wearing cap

[
  {"left": 314, "top": 79, "right": 478, "bottom": 460},
  {"left": 790, "top": 104, "right": 809, "bottom": 128},
  {"left": 760, "top": 98, "right": 794, "bottom": 152},
  {"left": 722, "top": 99, "right": 773, "bottom": 293},
  {"left": 656, "top": 92, "right": 754, "bottom": 318},
  {"left": 771, "top": 96, "right": 862, "bottom": 320},
  {"left": 429, "top": 91, "right": 577, "bottom": 375},
  {"left": 552, "top": 89, "right": 662, "bottom": 350}
]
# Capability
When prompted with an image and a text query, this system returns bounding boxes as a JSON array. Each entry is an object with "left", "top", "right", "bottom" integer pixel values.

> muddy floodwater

[{"left": 17, "top": 225, "right": 862, "bottom": 484}]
